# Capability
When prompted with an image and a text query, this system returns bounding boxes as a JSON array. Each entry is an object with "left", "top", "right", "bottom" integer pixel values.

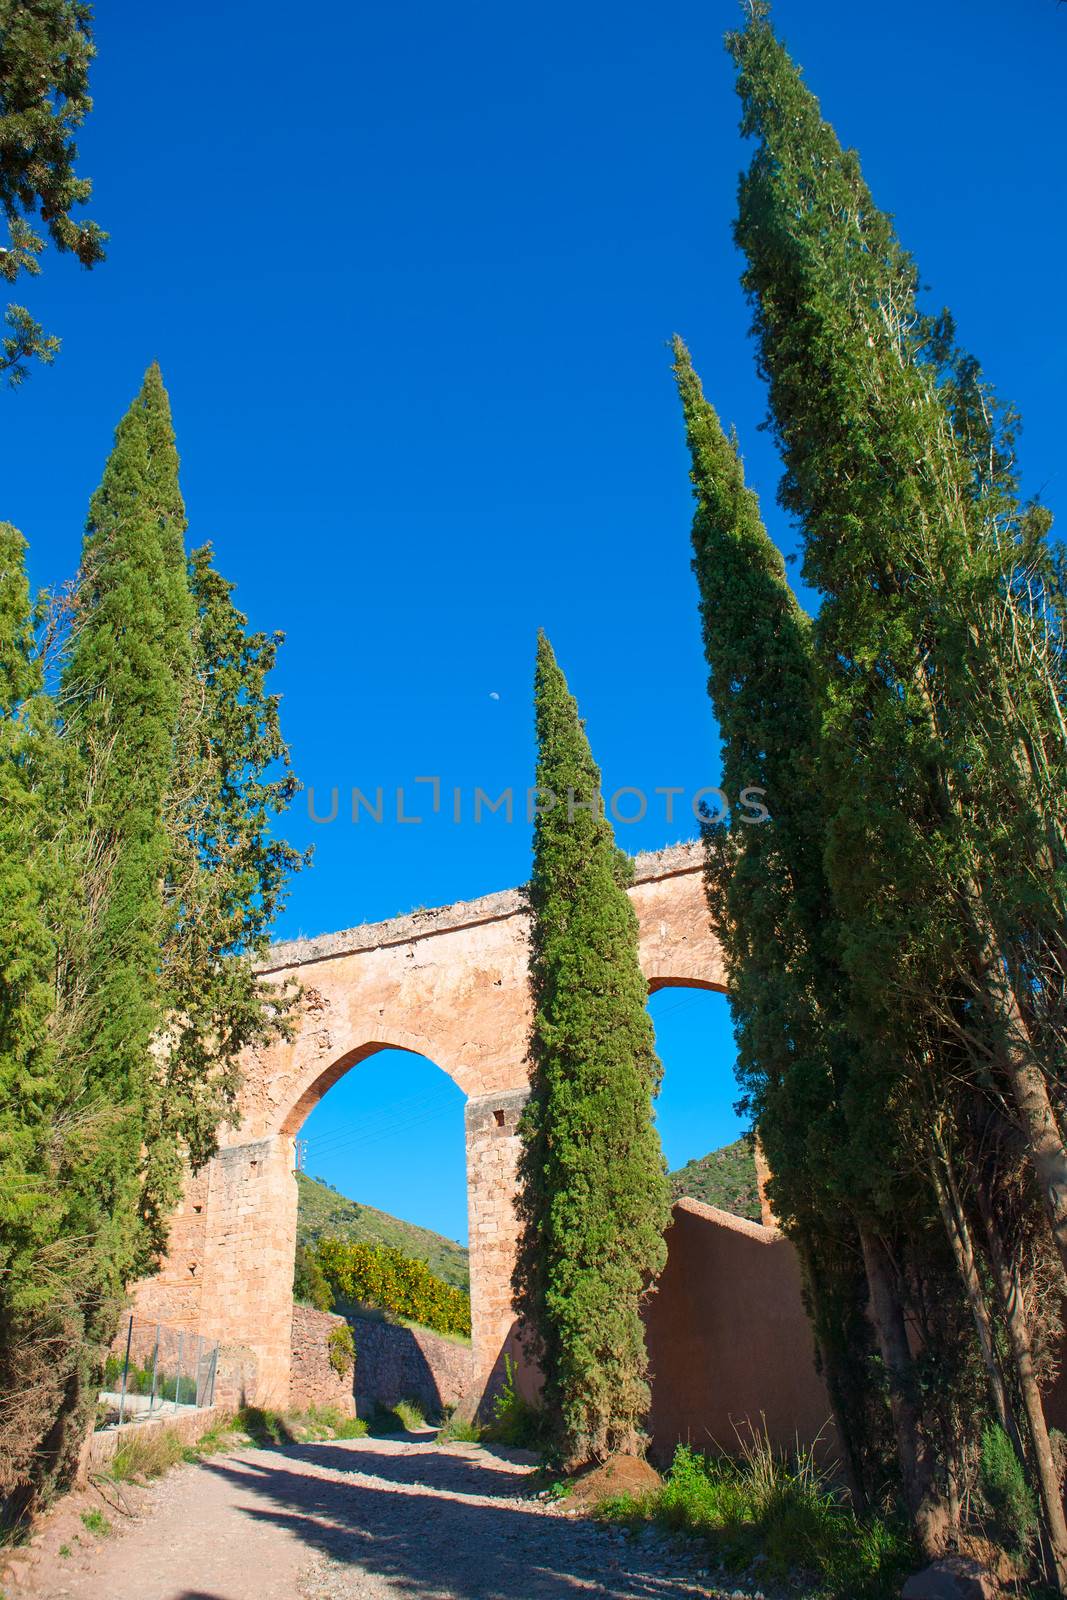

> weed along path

[{"left": 32, "top": 1433, "right": 740, "bottom": 1600}]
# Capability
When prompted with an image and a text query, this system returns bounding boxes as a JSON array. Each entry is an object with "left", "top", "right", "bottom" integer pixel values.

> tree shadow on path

[{"left": 199, "top": 1442, "right": 710, "bottom": 1600}]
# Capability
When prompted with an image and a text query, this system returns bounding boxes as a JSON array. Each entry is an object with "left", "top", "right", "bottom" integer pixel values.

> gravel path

[{"left": 36, "top": 1432, "right": 739, "bottom": 1600}]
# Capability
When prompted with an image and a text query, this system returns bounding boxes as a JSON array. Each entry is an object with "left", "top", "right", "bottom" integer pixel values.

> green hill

[
  {"left": 668, "top": 1137, "right": 761, "bottom": 1222},
  {"left": 298, "top": 1138, "right": 760, "bottom": 1289},
  {"left": 296, "top": 1171, "right": 470, "bottom": 1290}
]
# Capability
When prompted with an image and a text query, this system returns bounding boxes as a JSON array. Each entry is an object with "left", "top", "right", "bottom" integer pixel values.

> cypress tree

[
  {"left": 0, "top": 522, "right": 55, "bottom": 1293},
  {"left": 725, "top": 7, "right": 1067, "bottom": 1576},
  {"left": 0, "top": 524, "right": 88, "bottom": 1516},
  {"left": 2, "top": 374, "right": 304, "bottom": 1515},
  {"left": 59, "top": 363, "right": 194, "bottom": 1291},
  {"left": 727, "top": 2, "right": 1067, "bottom": 1288},
  {"left": 513, "top": 633, "right": 671, "bottom": 1467},
  {"left": 672, "top": 339, "right": 959, "bottom": 1539}
]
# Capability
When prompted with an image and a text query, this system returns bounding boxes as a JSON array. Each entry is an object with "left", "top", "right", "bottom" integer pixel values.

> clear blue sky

[{"left": 3, "top": 1, "right": 1063, "bottom": 1243}]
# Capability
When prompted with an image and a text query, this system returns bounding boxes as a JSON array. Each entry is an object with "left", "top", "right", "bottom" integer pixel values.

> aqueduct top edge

[{"left": 255, "top": 839, "right": 704, "bottom": 976}]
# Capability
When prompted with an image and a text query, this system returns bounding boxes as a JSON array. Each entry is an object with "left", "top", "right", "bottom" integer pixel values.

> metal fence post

[
  {"left": 175, "top": 1329, "right": 185, "bottom": 1411},
  {"left": 149, "top": 1322, "right": 160, "bottom": 1414},
  {"left": 207, "top": 1342, "right": 219, "bottom": 1408},
  {"left": 117, "top": 1314, "right": 133, "bottom": 1429}
]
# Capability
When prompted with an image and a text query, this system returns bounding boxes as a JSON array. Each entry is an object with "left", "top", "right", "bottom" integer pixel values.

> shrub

[
  {"left": 236, "top": 1405, "right": 295, "bottom": 1445},
  {"left": 483, "top": 1355, "right": 548, "bottom": 1451},
  {"left": 303, "top": 1404, "right": 366, "bottom": 1440},
  {"left": 80, "top": 1508, "right": 111, "bottom": 1537},
  {"left": 367, "top": 1399, "right": 426, "bottom": 1434},
  {"left": 110, "top": 1427, "right": 187, "bottom": 1482},
  {"left": 437, "top": 1410, "right": 484, "bottom": 1444},
  {"left": 294, "top": 1243, "right": 334, "bottom": 1311},
  {"left": 978, "top": 1423, "right": 1038, "bottom": 1559},
  {"left": 596, "top": 1437, "right": 914, "bottom": 1600},
  {"left": 327, "top": 1323, "right": 355, "bottom": 1379},
  {"left": 233, "top": 1403, "right": 366, "bottom": 1445},
  {"left": 100, "top": 1355, "right": 196, "bottom": 1405},
  {"left": 315, "top": 1237, "right": 471, "bottom": 1338}
]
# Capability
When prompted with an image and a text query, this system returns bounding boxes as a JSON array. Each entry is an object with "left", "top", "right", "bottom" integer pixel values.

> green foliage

[
  {"left": 0, "top": 522, "right": 61, "bottom": 1302},
  {"left": 152, "top": 544, "right": 306, "bottom": 1209},
  {"left": 672, "top": 339, "right": 900, "bottom": 1510},
  {"left": 367, "top": 1399, "right": 426, "bottom": 1434},
  {"left": 235, "top": 1406, "right": 293, "bottom": 1446},
  {"left": 513, "top": 633, "right": 671, "bottom": 1467},
  {"left": 296, "top": 1171, "right": 469, "bottom": 1291},
  {"left": 720, "top": 6, "right": 1067, "bottom": 1563},
  {"left": 99, "top": 1354, "right": 198, "bottom": 1408},
  {"left": 669, "top": 1139, "right": 760, "bottom": 1221},
  {"left": 0, "top": 0, "right": 107, "bottom": 384},
  {"left": 293, "top": 1243, "right": 333, "bottom": 1311},
  {"left": 315, "top": 1237, "right": 471, "bottom": 1338},
  {"left": 0, "top": 370, "right": 302, "bottom": 1519},
  {"left": 979, "top": 1424, "right": 1038, "bottom": 1558},
  {"left": 597, "top": 1441, "right": 915, "bottom": 1600},
  {"left": 61, "top": 363, "right": 196, "bottom": 1284},
  {"left": 234, "top": 1403, "right": 366, "bottom": 1445},
  {"left": 79, "top": 1508, "right": 110, "bottom": 1537},
  {"left": 483, "top": 1354, "right": 548, "bottom": 1451},
  {"left": 327, "top": 1323, "right": 355, "bottom": 1379},
  {"left": 109, "top": 1427, "right": 187, "bottom": 1483},
  {"left": 436, "top": 1411, "right": 484, "bottom": 1444}
]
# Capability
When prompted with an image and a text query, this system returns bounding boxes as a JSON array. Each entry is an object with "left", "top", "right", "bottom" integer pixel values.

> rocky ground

[{"left": 4, "top": 1431, "right": 775, "bottom": 1600}]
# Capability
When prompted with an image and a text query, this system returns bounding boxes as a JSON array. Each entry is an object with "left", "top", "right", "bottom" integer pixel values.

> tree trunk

[
  {"left": 998, "top": 976, "right": 1067, "bottom": 1292},
  {"left": 977, "top": 1188, "right": 1067, "bottom": 1595},
  {"left": 927, "top": 1130, "right": 1016, "bottom": 1447},
  {"left": 965, "top": 890, "right": 1067, "bottom": 1294},
  {"left": 859, "top": 1228, "right": 950, "bottom": 1558}
]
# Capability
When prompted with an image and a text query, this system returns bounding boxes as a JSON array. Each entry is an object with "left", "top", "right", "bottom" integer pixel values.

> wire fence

[{"left": 96, "top": 1316, "right": 219, "bottom": 1431}]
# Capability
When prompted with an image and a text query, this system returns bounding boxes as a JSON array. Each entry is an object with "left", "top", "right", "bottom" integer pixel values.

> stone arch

[
  {"left": 132, "top": 842, "right": 728, "bottom": 1410},
  {"left": 647, "top": 974, "right": 727, "bottom": 995},
  {"left": 280, "top": 1036, "right": 468, "bottom": 1139}
]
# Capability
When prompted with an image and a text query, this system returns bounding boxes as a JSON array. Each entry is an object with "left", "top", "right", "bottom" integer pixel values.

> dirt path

[{"left": 25, "top": 1432, "right": 745, "bottom": 1600}]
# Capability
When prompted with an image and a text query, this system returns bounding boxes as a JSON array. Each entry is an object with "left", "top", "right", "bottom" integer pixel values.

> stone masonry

[
  {"left": 288, "top": 1304, "right": 357, "bottom": 1416},
  {"left": 130, "top": 841, "right": 726, "bottom": 1412}
]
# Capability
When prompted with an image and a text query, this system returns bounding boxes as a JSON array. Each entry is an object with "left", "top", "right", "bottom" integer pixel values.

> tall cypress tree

[
  {"left": 0, "top": 522, "right": 55, "bottom": 1293},
  {"left": 727, "top": 3, "right": 1067, "bottom": 1290},
  {"left": 59, "top": 363, "right": 194, "bottom": 1293},
  {"left": 672, "top": 340, "right": 958, "bottom": 1537},
  {"left": 0, "top": 524, "right": 87, "bottom": 1516},
  {"left": 725, "top": 8, "right": 1067, "bottom": 1576},
  {"left": 2, "top": 374, "right": 304, "bottom": 1517},
  {"left": 513, "top": 633, "right": 671, "bottom": 1467}
]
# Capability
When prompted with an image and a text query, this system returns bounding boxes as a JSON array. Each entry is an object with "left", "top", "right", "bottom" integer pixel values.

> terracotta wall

[{"left": 646, "top": 1198, "right": 834, "bottom": 1467}]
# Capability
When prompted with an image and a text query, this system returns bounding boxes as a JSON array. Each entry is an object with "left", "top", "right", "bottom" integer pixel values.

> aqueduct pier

[{"left": 132, "top": 841, "right": 728, "bottom": 1409}]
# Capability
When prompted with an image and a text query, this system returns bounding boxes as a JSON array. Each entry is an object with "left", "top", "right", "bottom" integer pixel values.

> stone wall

[
  {"left": 288, "top": 1303, "right": 473, "bottom": 1417},
  {"left": 645, "top": 1198, "right": 834, "bottom": 1466},
  {"left": 88, "top": 1405, "right": 219, "bottom": 1467},
  {"left": 289, "top": 1304, "right": 357, "bottom": 1415},
  {"left": 350, "top": 1315, "right": 473, "bottom": 1417}
]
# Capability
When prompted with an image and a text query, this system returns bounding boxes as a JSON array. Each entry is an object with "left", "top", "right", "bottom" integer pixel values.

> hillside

[
  {"left": 296, "top": 1172, "right": 471, "bottom": 1290},
  {"left": 669, "top": 1137, "right": 761, "bottom": 1222},
  {"left": 298, "top": 1138, "right": 760, "bottom": 1288}
]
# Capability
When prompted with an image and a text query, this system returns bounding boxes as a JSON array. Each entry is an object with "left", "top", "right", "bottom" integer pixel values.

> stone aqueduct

[{"left": 133, "top": 841, "right": 727, "bottom": 1409}]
